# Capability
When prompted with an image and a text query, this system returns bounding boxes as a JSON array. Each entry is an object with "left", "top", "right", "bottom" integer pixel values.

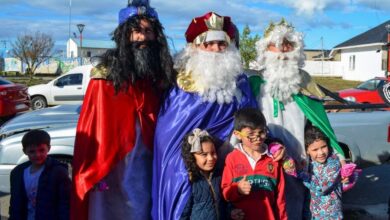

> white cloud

[
  {"left": 259, "top": 0, "right": 351, "bottom": 16},
  {"left": 355, "top": 0, "right": 390, "bottom": 10},
  {"left": 1, "top": 0, "right": 389, "bottom": 50}
]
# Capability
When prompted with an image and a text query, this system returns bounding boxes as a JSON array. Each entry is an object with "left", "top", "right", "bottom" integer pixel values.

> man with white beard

[
  {"left": 250, "top": 20, "right": 345, "bottom": 219},
  {"left": 152, "top": 12, "right": 258, "bottom": 220}
]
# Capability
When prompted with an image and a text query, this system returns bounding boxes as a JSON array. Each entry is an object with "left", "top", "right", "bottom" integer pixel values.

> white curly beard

[
  {"left": 262, "top": 50, "right": 302, "bottom": 103},
  {"left": 174, "top": 45, "right": 243, "bottom": 104}
]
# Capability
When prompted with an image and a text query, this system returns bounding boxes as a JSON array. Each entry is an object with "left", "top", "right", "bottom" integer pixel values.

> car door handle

[{"left": 77, "top": 87, "right": 82, "bottom": 89}]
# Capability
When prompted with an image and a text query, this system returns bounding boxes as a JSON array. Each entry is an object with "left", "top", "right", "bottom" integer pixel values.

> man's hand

[
  {"left": 237, "top": 175, "right": 251, "bottom": 195},
  {"left": 230, "top": 208, "right": 245, "bottom": 220},
  {"left": 272, "top": 145, "right": 286, "bottom": 162}
]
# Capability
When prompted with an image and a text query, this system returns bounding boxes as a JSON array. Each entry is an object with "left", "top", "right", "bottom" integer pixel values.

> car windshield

[
  {"left": 356, "top": 79, "right": 383, "bottom": 90},
  {"left": 0, "top": 77, "right": 12, "bottom": 85}
]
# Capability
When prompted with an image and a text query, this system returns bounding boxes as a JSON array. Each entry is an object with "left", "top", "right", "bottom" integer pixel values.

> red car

[
  {"left": 0, "top": 77, "right": 30, "bottom": 119},
  {"left": 337, "top": 77, "right": 390, "bottom": 104}
]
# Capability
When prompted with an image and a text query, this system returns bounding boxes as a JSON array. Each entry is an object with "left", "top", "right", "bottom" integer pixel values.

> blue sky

[{"left": 0, "top": 0, "right": 390, "bottom": 54}]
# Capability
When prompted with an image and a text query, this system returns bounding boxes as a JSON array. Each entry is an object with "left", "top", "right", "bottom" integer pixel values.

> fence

[
  {"left": 303, "top": 61, "right": 343, "bottom": 77},
  {"left": 0, "top": 57, "right": 91, "bottom": 75}
]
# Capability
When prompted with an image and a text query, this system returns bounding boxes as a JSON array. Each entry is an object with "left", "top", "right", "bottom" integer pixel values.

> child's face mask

[{"left": 234, "top": 127, "right": 267, "bottom": 150}]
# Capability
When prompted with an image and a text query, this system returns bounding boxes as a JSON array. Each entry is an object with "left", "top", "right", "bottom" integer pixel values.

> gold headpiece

[
  {"left": 263, "top": 18, "right": 294, "bottom": 38},
  {"left": 205, "top": 13, "right": 224, "bottom": 30}
]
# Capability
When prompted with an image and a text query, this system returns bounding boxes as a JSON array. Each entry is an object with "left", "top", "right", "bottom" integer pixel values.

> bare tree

[{"left": 11, "top": 31, "right": 55, "bottom": 79}]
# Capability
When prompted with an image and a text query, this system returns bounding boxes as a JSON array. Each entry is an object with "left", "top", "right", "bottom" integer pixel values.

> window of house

[
  {"left": 349, "top": 55, "right": 355, "bottom": 70},
  {"left": 87, "top": 51, "right": 91, "bottom": 57}
]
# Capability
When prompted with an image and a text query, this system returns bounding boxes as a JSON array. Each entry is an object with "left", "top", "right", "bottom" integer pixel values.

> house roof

[
  {"left": 334, "top": 20, "right": 390, "bottom": 49},
  {"left": 312, "top": 50, "right": 331, "bottom": 58},
  {"left": 70, "top": 38, "right": 115, "bottom": 49}
]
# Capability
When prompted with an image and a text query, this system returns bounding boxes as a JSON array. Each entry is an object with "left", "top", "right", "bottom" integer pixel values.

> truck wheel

[{"left": 31, "top": 96, "right": 47, "bottom": 110}]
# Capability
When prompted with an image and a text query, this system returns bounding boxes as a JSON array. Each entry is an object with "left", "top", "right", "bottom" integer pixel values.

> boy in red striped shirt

[{"left": 221, "top": 107, "right": 287, "bottom": 220}]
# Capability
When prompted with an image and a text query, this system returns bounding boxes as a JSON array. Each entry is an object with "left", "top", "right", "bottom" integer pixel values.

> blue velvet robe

[{"left": 152, "top": 74, "right": 257, "bottom": 220}]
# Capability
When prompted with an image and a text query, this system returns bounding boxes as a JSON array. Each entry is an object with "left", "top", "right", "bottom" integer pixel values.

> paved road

[
  {"left": 0, "top": 192, "right": 9, "bottom": 220},
  {"left": 0, "top": 164, "right": 389, "bottom": 219},
  {"left": 343, "top": 164, "right": 390, "bottom": 219}
]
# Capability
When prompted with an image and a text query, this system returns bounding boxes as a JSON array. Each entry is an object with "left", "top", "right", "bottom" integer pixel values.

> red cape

[{"left": 70, "top": 79, "right": 160, "bottom": 220}]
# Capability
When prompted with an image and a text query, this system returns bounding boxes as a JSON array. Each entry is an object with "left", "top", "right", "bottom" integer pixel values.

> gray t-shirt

[{"left": 23, "top": 165, "right": 45, "bottom": 220}]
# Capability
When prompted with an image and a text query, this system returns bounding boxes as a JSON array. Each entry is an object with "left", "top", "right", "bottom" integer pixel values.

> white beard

[
  {"left": 262, "top": 49, "right": 302, "bottom": 103},
  {"left": 174, "top": 45, "right": 243, "bottom": 104}
]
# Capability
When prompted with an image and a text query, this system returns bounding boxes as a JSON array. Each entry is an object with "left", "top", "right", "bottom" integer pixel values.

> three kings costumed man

[
  {"left": 70, "top": 1, "right": 175, "bottom": 219},
  {"left": 152, "top": 12, "right": 258, "bottom": 220},
  {"left": 249, "top": 20, "right": 346, "bottom": 219}
]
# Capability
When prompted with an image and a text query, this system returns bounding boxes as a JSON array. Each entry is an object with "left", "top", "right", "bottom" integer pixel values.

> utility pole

[
  {"left": 77, "top": 24, "right": 85, "bottom": 65},
  {"left": 321, "top": 36, "right": 324, "bottom": 75},
  {"left": 69, "top": 0, "right": 72, "bottom": 40},
  {"left": 0, "top": 40, "right": 6, "bottom": 58}
]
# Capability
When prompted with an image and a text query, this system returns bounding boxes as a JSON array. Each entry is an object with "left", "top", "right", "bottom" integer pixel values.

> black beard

[{"left": 130, "top": 41, "right": 162, "bottom": 80}]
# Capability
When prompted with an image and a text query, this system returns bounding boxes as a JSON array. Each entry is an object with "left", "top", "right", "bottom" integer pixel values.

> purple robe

[{"left": 152, "top": 74, "right": 257, "bottom": 220}]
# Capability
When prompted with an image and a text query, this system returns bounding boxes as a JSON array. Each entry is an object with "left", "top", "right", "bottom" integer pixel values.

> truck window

[{"left": 56, "top": 73, "right": 83, "bottom": 86}]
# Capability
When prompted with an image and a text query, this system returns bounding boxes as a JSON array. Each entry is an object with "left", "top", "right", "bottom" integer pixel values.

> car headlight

[{"left": 343, "top": 96, "right": 356, "bottom": 102}]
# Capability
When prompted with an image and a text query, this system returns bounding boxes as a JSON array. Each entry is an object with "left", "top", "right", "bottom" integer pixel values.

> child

[
  {"left": 180, "top": 128, "right": 229, "bottom": 220},
  {"left": 221, "top": 108, "right": 287, "bottom": 220},
  {"left": 9, "top": 129, "right": 71, "bottom": 220},
  {"left": 302, "top": 125, "right": 343, "bottom": 220}
]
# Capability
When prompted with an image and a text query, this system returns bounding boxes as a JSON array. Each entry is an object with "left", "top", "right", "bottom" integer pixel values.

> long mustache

[{"left": 131, "top": 40, "right": 154, "bottom": 49}]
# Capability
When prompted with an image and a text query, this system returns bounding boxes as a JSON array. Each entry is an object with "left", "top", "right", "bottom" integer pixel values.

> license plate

[{"left": 15, "top": 104, "right": 27, "bottom": 110}]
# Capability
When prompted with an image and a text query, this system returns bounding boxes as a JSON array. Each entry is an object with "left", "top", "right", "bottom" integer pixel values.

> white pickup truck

[{"left": 28, "top": 65, "right": 93, "bottom": 110}]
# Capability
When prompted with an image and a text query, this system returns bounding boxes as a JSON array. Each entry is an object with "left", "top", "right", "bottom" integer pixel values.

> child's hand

[
  {"left": 272, "top": 145, "right": 286, "bottom": 162},
  {"left": 341, "top": 177, "right": 349, "bottom": 184},
  {"left": 237, "top": 175, "right": 251, "bottom": 195},
  {"left": 230, "top": 208, "right": 245, "bottom": 220}
]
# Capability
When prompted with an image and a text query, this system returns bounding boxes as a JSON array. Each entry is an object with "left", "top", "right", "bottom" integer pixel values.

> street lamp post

[
  {"left": 77, "top": 23, "right": 85, "bottom": 65},
  {"left": 385, "top": 24, "right": 390, "bottom": 78}
]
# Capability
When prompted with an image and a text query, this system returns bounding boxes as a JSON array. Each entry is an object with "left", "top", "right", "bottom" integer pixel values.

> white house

[
  {"left": 329, "top": 20, "right": 390, "bottom": 81},
  {"left": 66, "top": 38, "right": 115, "bottom": 58}
]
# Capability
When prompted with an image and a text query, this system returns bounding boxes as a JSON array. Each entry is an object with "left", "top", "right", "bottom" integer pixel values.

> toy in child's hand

[
  {"left": 269, "top": 142, "right": 297, "bottom": 177},
  {"left": 341, "top": 163, "right": 361, "bottom": 192}
]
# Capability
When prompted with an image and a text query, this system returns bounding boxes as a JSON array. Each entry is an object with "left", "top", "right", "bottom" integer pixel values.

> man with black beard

[
  {"left": 250, "top": 20, "right": 345, "bottom": 219},
  {"left": 71, "top": 1, "right": 175, "bottom": 220},
  {"left": 151, "top": 12, "right": 258, "bottom": 220}
]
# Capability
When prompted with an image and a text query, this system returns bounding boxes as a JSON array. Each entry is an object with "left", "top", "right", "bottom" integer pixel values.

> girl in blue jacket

[{"left": 180, "top": 128, "right": 244, "bottom": 220}]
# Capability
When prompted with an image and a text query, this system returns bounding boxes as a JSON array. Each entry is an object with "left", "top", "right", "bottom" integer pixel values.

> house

[
  {"left": 66, "top": 38, "right": 115, "bottom": 58},
  {"left": 304, "top": 49, "right": 337, "bottom": 61},
  {"left": 329, "top": 20, "right": 390, "bottom": 81}
]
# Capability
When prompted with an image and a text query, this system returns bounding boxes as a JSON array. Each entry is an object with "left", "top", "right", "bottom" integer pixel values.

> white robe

[
  {"left": 258, "top": 85, "right": 308, "bottom": 220},
  {"left": 258, "top": 87, "right": 306, "bottom": 161}
]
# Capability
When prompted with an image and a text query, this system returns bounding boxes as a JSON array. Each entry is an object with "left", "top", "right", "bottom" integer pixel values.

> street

[
  {"left": 0, "top": 164, "right": 389, "bottom": 219},
  {"left": 343, "top": 164, "right": 390, "bottom": 219}
]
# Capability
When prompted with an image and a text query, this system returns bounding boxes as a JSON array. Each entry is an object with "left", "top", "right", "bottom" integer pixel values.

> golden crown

[{"left": 263, "top": 18, "right": 294, "bottom": 38}]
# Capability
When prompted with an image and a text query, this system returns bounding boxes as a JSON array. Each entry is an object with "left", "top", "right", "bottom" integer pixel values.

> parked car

[
  {"left": 0, "top": 102, "right": 389, "bottom": 193},
  {"left": 0, "top": 105, "right": 80, "bottom": 192},
  {"left": 327, "top": 110, "right": 390, "bottom": 166},
  {"left": 28, "top": 65, "right": 93, "bottom": 110},
  {"left": 0, "top": 77, "right": 30, "bottom": 121},
  {"left": 337, "top": 77, "right": 389, "bottom": 104}
]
